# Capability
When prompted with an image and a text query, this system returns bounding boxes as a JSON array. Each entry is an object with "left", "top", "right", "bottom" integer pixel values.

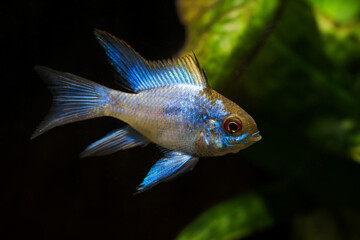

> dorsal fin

[{"left": 94, "top": 29, "right": 210, "bottom": 92}]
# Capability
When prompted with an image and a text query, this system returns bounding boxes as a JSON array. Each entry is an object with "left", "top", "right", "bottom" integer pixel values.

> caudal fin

[{"left": 31, "top": 66, "right": 111, "bottom": 139}]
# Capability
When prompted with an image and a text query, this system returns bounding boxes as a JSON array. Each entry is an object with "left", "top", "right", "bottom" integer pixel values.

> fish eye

[{"left": 223, "top": 117, "right": 242, "bottom": 135}]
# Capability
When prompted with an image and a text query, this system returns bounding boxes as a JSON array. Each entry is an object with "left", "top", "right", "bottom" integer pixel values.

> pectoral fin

[
  {"left": 135, "top": 151, "right": 199, "bottom": 194},
  {"left": 80, "top": 126, "right": 149, "bottom": 158}
]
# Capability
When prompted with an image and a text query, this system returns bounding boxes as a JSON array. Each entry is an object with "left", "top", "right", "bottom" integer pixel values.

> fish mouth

[
  {"left": 229, "top": 131, "right": 261, "bottom": 154},
  {"left": 250, "top": 131, "right": 262, "bottom": 142}
]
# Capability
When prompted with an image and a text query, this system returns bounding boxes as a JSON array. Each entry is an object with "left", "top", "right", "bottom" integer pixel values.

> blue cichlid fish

[{"left": 32, "top": 29, "right": 261, "bottom": 193}]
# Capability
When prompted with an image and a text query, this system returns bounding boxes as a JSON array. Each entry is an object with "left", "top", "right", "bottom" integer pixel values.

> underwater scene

[{"left": 3, "top": 0, "right": 360, "bottom": 239}]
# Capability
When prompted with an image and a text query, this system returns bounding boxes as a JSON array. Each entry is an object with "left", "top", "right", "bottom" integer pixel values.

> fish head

[
  {"left": 220, "top": 111, "right": 261, "bottom": 154},
  {"left": 199, "top": 98, "right": 261, "bottom": 156}
]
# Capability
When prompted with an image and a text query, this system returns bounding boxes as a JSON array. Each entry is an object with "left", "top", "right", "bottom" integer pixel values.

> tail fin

[{"left": 31, "top": 66, "right": 111, "bottom": 139}]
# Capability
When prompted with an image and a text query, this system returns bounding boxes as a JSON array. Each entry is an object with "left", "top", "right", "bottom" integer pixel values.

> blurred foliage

[
  {"left": 291, "top": 208, "right": 360, "bottom": 240},
  {"left": 176, "top": 0, "right": 360, "bottom": 239},
  {"left": 177, "top": 0, "right": 280, "bottom": 90},
  {"left": 177, "top": 193, "right": 273, "bottom": 240},
  {"left": 177, "top": 182, "right": 313, "bottom": 240}
]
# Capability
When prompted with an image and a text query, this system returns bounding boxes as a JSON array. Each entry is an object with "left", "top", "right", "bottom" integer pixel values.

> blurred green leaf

[
  {"left": 177, "top": 0, "right": 282, "bottom": 89},
  {"left": 177, "top": 182, "right": 313, "bottom": 240},
  {"left": 350, "top": 145, "right": 360, "bottom": 163},
  {"left": 306, "top": 0, "right": 360, "bottom": 69},
  {"left": 177, "top": 192, "right": 273, "bottom": 240},
  {"left": 305, "top": 0, "right": 360, "bottom": 24}
]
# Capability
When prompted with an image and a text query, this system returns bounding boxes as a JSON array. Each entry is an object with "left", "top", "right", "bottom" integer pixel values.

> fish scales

[{"left": 32, "top": 29, "right": 261, "bottom": 193}]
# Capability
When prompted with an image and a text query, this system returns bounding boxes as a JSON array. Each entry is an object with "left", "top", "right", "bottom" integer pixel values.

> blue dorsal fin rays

[
  {"left": 134, "top": 151, "right": 199, "bottom": 194},
  {"left": 94, "top": 29, "right": 210, "bottom": 92},
  {"left": 80, "top": 126, "right": 149, "bottom": 158}
]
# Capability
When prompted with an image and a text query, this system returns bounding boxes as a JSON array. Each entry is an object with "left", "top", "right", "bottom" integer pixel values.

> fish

[{"left": 32, "top": 29, "right": 261, "bottom": 193}]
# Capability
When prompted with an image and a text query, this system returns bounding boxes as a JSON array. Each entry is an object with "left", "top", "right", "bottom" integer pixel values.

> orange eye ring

[{"left": 223, "top": 117, "right": 242, "bottom": 134}]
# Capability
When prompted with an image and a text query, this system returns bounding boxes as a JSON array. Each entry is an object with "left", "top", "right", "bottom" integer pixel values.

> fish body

[
  {"left": 108, "top": 85, "right": 259, "bottom": 157},
  {"left": 32, "top": 29, "right": 261, "bottom": 193}
]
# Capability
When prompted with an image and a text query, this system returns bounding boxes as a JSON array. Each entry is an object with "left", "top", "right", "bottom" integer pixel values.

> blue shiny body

[
  {"left": 108, "top": 85, "right": 236, "bottom": 157},
  {"left": 32, "top": 29, "right": 261, "bottom": 193}
]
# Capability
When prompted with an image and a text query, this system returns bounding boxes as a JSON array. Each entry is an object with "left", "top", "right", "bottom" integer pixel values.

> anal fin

[
  {"left": 135, "top": 151, "right": 199, "bottom": 194},
  {"left": 80, "top": 126, "right": 149, "bottom": 158}
]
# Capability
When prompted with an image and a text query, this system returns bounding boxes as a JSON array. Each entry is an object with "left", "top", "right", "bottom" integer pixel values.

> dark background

[{"left": 2, "top": 1, "right": 277, "bottom": 239}]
